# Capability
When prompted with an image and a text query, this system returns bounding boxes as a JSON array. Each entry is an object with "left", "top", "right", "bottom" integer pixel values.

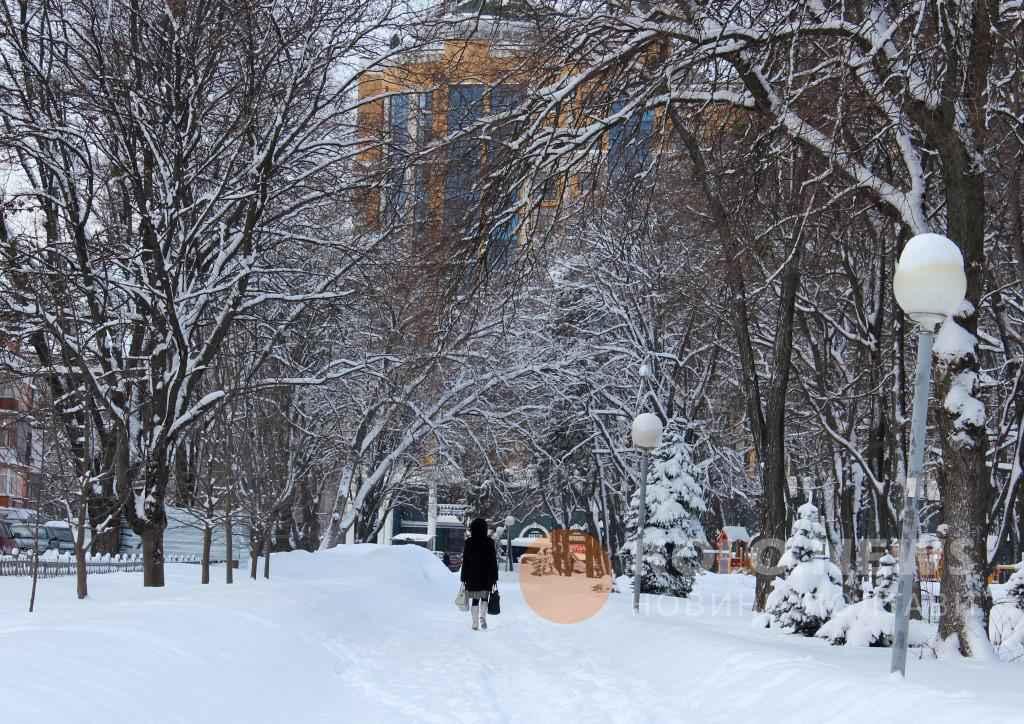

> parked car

[
  {"left": 8, "top": 523, "right": 48, "bottom": 554},
  {"left": 43, "top": 522, "right": 76, "bottom": 554},
  {"left": 0, "top": 521, "right": 15, "bottom": 555},
  {"left": 0, "top": 507, "right": 40, "bottom": 526}
]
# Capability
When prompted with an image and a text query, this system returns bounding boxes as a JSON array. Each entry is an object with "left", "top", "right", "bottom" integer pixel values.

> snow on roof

[
  {"left": 511, "top": 536, "right": 548, "bottom": 548},
  {"left": 720, "top": 526, "right": 750, "bottom": 542},
  {"left": 393, "top": 533, "right": 431, "bottom": 543},
  {"left": 404, "top": 518, "right": 464, "bottom": 529}
]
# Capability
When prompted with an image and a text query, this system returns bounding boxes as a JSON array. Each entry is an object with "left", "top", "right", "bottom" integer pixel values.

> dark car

[
  {"left": 8, "top": 524, "right": 48, "bottom": 554},
  {"left": 44, "top": 524, "right": 76, "bottom": 554},
  {"left": 0, "top": 521, "right": 15, "bottom": 555}
]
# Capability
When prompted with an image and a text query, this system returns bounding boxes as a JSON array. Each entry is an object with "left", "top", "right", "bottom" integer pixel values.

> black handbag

[{"left": 487, "top": 588, "right": 501, "bottom": 615}]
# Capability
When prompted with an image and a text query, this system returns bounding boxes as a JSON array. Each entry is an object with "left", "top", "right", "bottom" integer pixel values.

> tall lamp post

[
  {"left": 505, "top": 515, "right": 516, "bottom": 572},
  {"left": 890, "top": 233, "right": 966, "bottom": 677},
  {"left": 631, "top": 412, "right": 663, "bottom": 615}
]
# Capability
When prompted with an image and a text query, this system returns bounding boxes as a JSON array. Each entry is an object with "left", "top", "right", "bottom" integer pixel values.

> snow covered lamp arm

[{"left": 893, "top": 233, "right": 967, "bottom": 329}]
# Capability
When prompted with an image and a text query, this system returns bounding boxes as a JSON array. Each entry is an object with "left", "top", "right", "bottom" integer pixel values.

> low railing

[{"left": 0, "top": 552, "right": 199, "bottom": 578}]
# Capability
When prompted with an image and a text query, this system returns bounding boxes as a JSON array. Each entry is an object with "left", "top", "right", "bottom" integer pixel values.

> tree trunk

[
  {"left": 141, "top": 527, "right": 165, "bottom": 587},
  {"left": 250, "top": 531, "right": 259, "bottom": 579},
  {"left": 263, "top": 527, "right": 271, "bottom": 580},
  {"left": 29, "top": 511, "right": 41, "bottom": 613},
  {"left": 88, "top": 494, "right": 121, "bottom": 556},
  {"left": 932, "top": 143, "right": 993, "bottom": 656},
  {"left": 75, "top": 496, "right": 89, "bottom": 600},
  {"left": 225, "top": 492, "right": 234, "bottom": 585},
  {"left": 201, "top": 526, "right": 212, "bottom": 585}
]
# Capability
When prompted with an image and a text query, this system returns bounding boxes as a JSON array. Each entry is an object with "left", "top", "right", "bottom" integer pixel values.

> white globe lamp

[
  {"left": 631, "top": 412, "right": 663, "bottom": 450},
  {"left": 893, "top": 233, "right": 967, "bottom": 328}
]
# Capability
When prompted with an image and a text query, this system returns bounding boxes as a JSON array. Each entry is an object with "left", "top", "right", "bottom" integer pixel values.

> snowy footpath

[{"left": 1, "top": 545, "right": 1019, "bottom": 724}]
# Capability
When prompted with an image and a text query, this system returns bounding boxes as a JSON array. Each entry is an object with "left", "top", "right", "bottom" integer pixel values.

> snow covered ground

[{"left": 1, "top": 546, "right": 1020, "bottom": 723}]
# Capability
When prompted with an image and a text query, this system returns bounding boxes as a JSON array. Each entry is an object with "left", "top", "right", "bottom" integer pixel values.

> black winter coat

[{"left": 460, "top": 535, "right": 498, "bottom": 591}]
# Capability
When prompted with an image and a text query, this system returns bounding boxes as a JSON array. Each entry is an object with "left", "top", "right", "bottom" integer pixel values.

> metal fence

[{"left": 0, "top": 552, "right": 199, "bottom": 578}]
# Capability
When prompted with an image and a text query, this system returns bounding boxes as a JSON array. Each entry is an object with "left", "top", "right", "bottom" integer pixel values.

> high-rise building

[
  {"left": 357, "top": 1, "right": 540, "bottom": 273},
  {"left": 357, "top": 1, "right": 658, "bottom": 271}
]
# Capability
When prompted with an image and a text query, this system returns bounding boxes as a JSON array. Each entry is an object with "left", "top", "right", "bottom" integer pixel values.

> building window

[
  {"left": 608, "top": 99, "right": 654, "bottom": 185},
  {"left": 413, "top": 92, "right": 434, "bottom": 233},
  {"left": 445, "top": 84, "right": 485, "bottom": 233},
  {"left": 0, "top": 467, "right": 19, "bottom": 497},
  {"left": 381, "top": 93, "right": 411, "bottom": 224},
  {"left": 0, "top": 382, "right": 16, "bottom": 411},
  {"left": 383, "top": 91, "right": 435, "bottom": 230},
  {"left": 0, "top": 421, "right": 15, "bottom": 449}
]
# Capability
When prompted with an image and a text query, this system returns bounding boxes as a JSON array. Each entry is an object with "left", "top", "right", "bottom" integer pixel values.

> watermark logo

[{"left": 518, "top": 529, "right": 612, "bottom": 624}]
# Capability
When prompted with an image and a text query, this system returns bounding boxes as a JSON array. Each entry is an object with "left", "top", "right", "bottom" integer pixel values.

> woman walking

[{"left": 460, "top": 518, "right": 498, "bottom": 630}]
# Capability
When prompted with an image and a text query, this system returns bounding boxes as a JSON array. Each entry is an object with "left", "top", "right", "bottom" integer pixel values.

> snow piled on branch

[
  {"left": 933, "top": 307, "right": 976, "bottom": 360},
  {"left": 934, "top": 309, "right": 985, "bottom": 449}
]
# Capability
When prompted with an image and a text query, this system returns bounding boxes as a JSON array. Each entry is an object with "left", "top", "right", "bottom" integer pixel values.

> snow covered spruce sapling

[
  {"left": 817, "top": 555, "right": 897, "bottom": 648},
  {"left": 624, "top": 417, "right": 707, "bottom": 597},
  {"left": 874, "top": 552, "right": 899, "bottom": 611},
  {"left": 765, "top": 503, "right": 845, "bottom": 635}
]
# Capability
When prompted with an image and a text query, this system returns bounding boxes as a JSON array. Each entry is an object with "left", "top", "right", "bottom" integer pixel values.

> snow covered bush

[
  {"left": 765, "top": 503, "right": 845, "bottom": 635},
  {"left": 1006, "top": 560, "right": 1024, "bottom": 611},
  {"left": 624, "top": 417, "right": 707, "bottom": 598},
  {"left": 874, "top": 553, "right": 898, "bottom": 611},
  {"left": 817, "top": 596, "right": 890, "bottom": 647}
]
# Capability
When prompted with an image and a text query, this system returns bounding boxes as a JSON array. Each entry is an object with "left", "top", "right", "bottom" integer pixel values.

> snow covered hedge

[{"left": 1007, "top": 561, "right": 1024, "bottom": 611}]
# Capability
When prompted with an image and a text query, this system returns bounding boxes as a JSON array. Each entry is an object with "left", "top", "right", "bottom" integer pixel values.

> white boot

[
  {"left": 479, "top": 607, "right": 488, "bottom": 630},
  {"left": 471, "top": 604, "right": 480, "bottom": 631}
]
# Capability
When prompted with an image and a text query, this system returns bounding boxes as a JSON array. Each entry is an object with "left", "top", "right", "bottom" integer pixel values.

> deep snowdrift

[{"left": 1, "top": 546, "right": 1019, "bottom": 723}]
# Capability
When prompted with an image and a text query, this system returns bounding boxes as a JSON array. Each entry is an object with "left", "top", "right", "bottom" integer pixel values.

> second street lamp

[
  {"left": 631, "top": 412, "right": 663, "bottom": 615},
  {"left": 505, "top": 515, "right": 515, "bottom": 572},
  {"left": 890, "top": 232, "right": 966, "bottom": 678}
]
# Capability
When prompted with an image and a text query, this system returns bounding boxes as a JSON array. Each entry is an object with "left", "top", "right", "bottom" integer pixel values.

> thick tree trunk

[
  {"left": 932, "top": 144, "right": 993, "bottom": 656},
  {"left": 141, "top": 527, "right": 165, "bottom": 587},
  {"left": 839, "top": 482, "right": 859, "bottom": 599},
  {"left": 201, "top": 526, "right": 212, "bottom": 585},
  {"left": 88, "top": 494, "right": 121, "bottom": 556}
]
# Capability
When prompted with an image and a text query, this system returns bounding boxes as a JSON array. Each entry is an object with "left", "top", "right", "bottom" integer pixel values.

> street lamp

[
  {"left": 505, "top": 515, "right": 516, "bottom": 572},
  {"left": 890, "top": 232, "right": 966, "bottom": 678},
  {"left": 631, "top": 412, "right": 663, "bottom": 615}
]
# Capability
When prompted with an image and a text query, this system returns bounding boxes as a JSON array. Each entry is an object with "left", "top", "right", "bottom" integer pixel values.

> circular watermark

[{"left": 517, "top": 529, "right": 613, "bottom": 624}]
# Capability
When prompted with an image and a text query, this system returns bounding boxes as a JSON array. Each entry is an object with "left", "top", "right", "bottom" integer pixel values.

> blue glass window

[
  {"left": 608, "top": 99, "right": 654, "bottom": 185},
  {"left": 413, "top": 92, "right": 433, "bottom": 232},
  {"left": 383, "top": 93, "right": 411, "bottom": 223},
  {"left": 445, "top": 85, "right": 485, "bottom": 231}
]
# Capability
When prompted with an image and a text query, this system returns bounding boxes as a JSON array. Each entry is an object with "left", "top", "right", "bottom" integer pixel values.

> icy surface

[{"left": 0, "top": 546, "right": 1020, "bottom": 723}]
